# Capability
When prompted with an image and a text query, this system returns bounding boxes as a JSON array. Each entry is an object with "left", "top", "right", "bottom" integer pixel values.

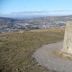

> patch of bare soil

[{"left": 33, "top": 41, "right": 72, "bottom": 72}]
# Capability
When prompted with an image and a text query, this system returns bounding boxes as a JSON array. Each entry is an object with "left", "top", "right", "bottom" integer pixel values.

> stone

[{"left": 61, "top": 22, "right": 72, "bottom": 56}]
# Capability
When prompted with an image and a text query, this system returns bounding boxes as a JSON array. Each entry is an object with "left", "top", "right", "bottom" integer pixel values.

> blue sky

[{"left": 0, "top": 0, "right": 72, "bottom": 15}]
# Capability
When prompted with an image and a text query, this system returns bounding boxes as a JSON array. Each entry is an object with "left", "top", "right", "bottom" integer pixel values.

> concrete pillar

[{"left": 62, "top": 22, "right": 72, "bottom": 55}]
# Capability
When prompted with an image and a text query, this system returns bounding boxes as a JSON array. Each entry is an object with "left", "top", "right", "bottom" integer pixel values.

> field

[{"left": 0, "top": 29, "right": 64, "bottom": 72}]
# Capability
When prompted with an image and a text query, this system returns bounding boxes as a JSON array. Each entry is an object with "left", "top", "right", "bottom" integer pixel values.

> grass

[{"left": 0, "top": 28, "right": 64, "bottom": 72}]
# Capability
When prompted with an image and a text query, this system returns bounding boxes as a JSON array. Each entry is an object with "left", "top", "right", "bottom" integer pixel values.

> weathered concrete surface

[
  {"left": 33, "top": 41, "right": 72, "bottom": 72},
  {"left": 62, "top": 22, "right": 72, "bottom": 54}
]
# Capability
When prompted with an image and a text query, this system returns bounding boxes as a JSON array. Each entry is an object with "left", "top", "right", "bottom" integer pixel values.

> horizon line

[{"left": 1, "top": 10, "right": 72, "bottom": 14}]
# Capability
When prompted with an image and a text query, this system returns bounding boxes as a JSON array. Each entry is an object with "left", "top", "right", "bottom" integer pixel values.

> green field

[{"left": 0, "top": 29, "right": 64, "bottom": 72}]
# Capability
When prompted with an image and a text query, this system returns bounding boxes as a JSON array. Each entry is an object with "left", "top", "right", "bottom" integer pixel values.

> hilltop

[{"left": 0, "top": 28, "right": 64, "bottom": 72}]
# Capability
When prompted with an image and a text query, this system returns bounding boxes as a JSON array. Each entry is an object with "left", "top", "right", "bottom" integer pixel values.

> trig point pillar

[{"left": 62, "top": 22, "right": 72, "bottom": 55}]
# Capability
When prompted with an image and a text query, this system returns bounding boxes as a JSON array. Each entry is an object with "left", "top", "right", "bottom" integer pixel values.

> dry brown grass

[{"left": 0, "top": 29, "right": 64, "bottom": 72}]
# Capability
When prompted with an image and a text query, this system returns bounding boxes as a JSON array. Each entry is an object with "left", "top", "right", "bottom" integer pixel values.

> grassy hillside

[{"left": 0, "top": 29, "right": 64, "bottom": 72}]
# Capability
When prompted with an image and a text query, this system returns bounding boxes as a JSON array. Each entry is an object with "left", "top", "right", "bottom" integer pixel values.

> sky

[{"left": 1, "top": 0, "right": 72, "bottom": 15}]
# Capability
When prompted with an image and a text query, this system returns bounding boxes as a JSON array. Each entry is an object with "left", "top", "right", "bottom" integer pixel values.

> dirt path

[{"left": 33, "top": 41, "right": 72, "bottom": 72}]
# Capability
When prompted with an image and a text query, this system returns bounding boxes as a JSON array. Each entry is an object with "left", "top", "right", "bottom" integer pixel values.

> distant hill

[{"left": 0, "top": 15, "right": 72, "bottom": 32}]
